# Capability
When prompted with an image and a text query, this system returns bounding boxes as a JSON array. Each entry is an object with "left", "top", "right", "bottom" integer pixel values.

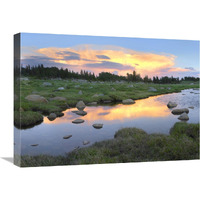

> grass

[
  {"left": 18, "top": 122, "right": 199, "bottom": 167},
  {"left": 14, "top": 111, "right": 43, "bottom": 129},
  {"left": 14, "top": 78, "right": 199, "bottom": 128}
]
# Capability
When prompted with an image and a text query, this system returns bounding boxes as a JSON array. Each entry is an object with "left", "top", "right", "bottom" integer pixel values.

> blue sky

[{"left": 21, "top": 33, "right": 199, "bottom": 77}]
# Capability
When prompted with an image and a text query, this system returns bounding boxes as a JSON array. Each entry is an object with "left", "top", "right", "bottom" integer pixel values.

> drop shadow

[{"left": 1, "top": 157, "right": 13, "bottom": 163}]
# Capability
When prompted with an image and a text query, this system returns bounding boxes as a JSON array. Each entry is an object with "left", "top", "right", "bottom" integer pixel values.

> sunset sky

[{"left": 21, "top": 33, "right": 199, "bottom": 78}]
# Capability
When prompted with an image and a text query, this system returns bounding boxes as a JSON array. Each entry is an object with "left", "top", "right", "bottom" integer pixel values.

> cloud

[
  {"left": 168, "top": 67, "right": 190, "bottom": 72},
  {"left": 184, "top": 67, "right": 194, "bottom": 70},
  {"left": 85, "top": 61, "right": 134, "bottom": 70},
  {"left": 21, "top": 55, "right": 73, "bottom": 68},
  {"left": 56, "top": 51, "right": 80, "bottom": 56},
  {"left": 96, "top": 55, "right": 110, "bottom": 59},
  {"left": 22, "top": 44, "right": 195, "bottom": 77},
  {"left": 63, "top": 55, "right": 80, "bottom": 60}
]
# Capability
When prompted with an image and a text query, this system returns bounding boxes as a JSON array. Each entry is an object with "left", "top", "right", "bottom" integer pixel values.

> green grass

[
  {"left": 14, "top": 111, "right": 43, "bottom": 128},
  {"left": 18, "top": 122, "right": 199, "bottom": 167},
  {"left": 17, "top": 78, "right": 199, "bottom": 108},
  {"left": 14, "top": 78, "right": 199, "bottom": 128}
]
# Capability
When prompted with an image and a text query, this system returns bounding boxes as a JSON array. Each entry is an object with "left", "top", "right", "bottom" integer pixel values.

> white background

[{"left": 0, "top": 0, "right": 199, "bottom": 199}]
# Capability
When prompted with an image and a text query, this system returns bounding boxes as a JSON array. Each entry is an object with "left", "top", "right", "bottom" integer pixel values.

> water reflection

[{"left": 43, "top": 96, "right": 170, "bottom": 125}]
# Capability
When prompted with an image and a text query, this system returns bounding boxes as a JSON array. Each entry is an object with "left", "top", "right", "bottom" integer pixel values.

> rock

[
  {"left": 190, "top": 83, "right": 194, "bottom": 85},
  {"left": 72, "top": 119, "right": 84, "bottom": 124},
  {"left": 178, "top": 113, "right": 189, "bottom": 121},
  {"left": 93, "top": 123, "right": 103, "bottom": 129},
  {"left": 74, "top": 85, "right": 80, "bottom": 88},
  {"left": 31, "top": 144, "right": 38, "bottom": 147},
  {"left": 122, "top": 99, "right": 135, "bottom": 104},
  {"left": 92, "top": 94, "right": 104, "bottom": 98},
  {"left": 160, "top": 87, "right": 165, "bottom": 89},
  {"left": 190, "top": 92, "right": 194, "bottom": 94},
  {"left": 71, "top": 111, "right": 79, "bottom": 113},
  {"left": 43, "top": 82, "right": 52, "bottom": 86},
  {"left": 50, "top": 96, "right": 66, "bottom": 101},
  {"left": 75, "top": 110, "right": 87, "bottom": 116},
  {"left": 57, "top": 87, "right": 65, "bottom": 90},
  {"left": 20, "top": 77, "right": 29, "bottom": 81},
  {"left": 25, "top": 95, "right": 48, "bottom": 103},
  {"left": 19, "top": 107, "right": 24, "bottom": 112},
  {"left": 63, "top": 135, "right": 72, "bottom": 139},
  {"left": 193, "top": 88, "right": 199, "bottom": 90},
  {"left": 111, "top": 87, "right": 116, "bottom": 91},
  {"left": 76, "top": 101, "right": 86, "bottom": 111},
  {"left": 171, "top": 108, "right": 189, "bottom": 115},
  {"left": 87, "top": 102, "right": 97, "bottom": 106},
  {"left": 167, "top": 101, "right": 177, "bottom": 108},
  {"left": 148, "top": 87, "right": 157, "bottom": 92},
  {"left": 83, "top": 140, "right": 90, "bottom": 145},
  {"left": 103, "top": 100, "right": 112, "bottom": 104},
  {"left": 74, "top": 146, "right": 80, "bottom": 150},
  {"left": 48, "top": 113, "right": 57, "bottom": 121},
  {"left": 55, "top": 112, "right": 64, "bottom": 117},
  {"left": 92, "top": 94, "right": 99, "bottom": 98},
  {"left": 167, "top": 87, "right": 171, "bottom": 90},
  {"left": 78, "top": 90, "right": 83, "bottom": 95},
  {"left": 32, "top": 91, "right": 39, "bottom": 94},
  {"left": 127, "top": 84, "right": 133, "bottom": 88},
  {"left": 188, "top": 106, "right": 194, "bottom": 109}
]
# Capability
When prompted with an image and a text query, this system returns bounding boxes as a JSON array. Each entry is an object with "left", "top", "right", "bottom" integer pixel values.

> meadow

[{"left": 14, "top": 77, "right": 199, "bottom": 128}]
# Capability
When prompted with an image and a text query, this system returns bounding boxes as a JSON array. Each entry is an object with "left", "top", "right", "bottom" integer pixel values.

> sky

[{"left": 21, "top": 33, "right": 199, "bottom": 78}]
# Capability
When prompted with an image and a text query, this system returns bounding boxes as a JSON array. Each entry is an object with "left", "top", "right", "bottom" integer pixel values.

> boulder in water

[
  {"left": 93, "top": 124, "right": 103, "bottom": 129},
  {"left": 72, "top": 119, "right": 84, "bottom": 124},
  {"left": 63, "top": 135, "right": 72, "bottom": 139},
  {"left": 75, "top": 110, "right": 87, "bottom": 116},
  {"left": 87, "top": 102, "right": 97, "bottom": 106},
  {"left": 178, "top": 113, "right": 189, "bottom": 121},
  {"left": 76, "top": 101, "right": 86, "bottom": 111},
  {"left": 83, "top": 140, "right": 90, "bottom": 145},
  {"left": 172, "top": 108, "right": 189, "bottom": 115},
  {"left": 48, "top": 113, "right": 57, "bottom": 121},
  {"left": 122, "top": 99, "right": 135, "bottom": 104},
  {"left": 167, "top": 101, "right": 177, "bottom": 108}
]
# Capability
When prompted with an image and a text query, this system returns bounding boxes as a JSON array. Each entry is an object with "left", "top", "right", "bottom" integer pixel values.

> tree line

[{"left": 21, "top": 64, "right": 199, "bottom": 84}]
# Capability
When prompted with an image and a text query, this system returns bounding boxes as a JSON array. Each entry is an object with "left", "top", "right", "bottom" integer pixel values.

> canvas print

[{"left": 14, "top": 33, "right": 199, "bottom": 167}]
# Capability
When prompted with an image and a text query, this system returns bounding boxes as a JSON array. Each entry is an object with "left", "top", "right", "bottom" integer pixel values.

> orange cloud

[
  {"left": 168, "top": 67, "right": 190, "bottom": 72},
  {"left": 34, "top": 44, "right": 179, "bottom": 77}
]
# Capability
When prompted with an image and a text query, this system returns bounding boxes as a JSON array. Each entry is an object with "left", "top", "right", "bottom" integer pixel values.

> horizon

[{"left": 21, "top": 33, "right": 200, "bottom": 78}]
